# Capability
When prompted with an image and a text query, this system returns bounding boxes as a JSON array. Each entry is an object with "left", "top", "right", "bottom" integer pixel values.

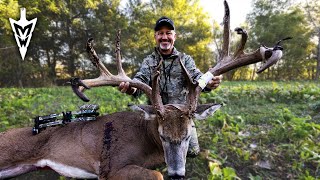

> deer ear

[
  {"left": 194, "top": 103, "right": 222, "bottom": 120},
  {"left": 129, "top": 105, "right": 157, "bottom": 120}
]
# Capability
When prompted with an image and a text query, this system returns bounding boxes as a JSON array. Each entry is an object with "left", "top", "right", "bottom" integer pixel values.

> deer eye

[{"left": 180, "top": 114, "right": 187, "bottom": 119}]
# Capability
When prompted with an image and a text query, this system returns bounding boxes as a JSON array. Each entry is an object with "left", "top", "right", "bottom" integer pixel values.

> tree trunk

[
  {"left": 66, "top": 19, "right": 76, "bottom": 77},
  {"left": 17, "top": 57, "right": 23, "bottom": 88},
  {"left": 46, "top": 49, "right": 57, "bottom": 84},
  {"left": 316, "top": 29, "right": 320, "bottom": 80}
]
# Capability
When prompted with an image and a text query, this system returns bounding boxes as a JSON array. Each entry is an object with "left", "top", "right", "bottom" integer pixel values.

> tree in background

[
  {"left": 304, "top": 0, "right": 320, "bottom": 80},
  {"left": 117, "top": 0, "right": 155, "bottom": 76},
  {"left": 0, "top": 0, "right": 25, "bottom": 87},
  {"left": 0, "top": 0, "right": 214, "bottom": 86},
  {"left": 21, "top": 0, "right": 126, "bottom": 81},
  {"left": 121, "top": 0, "right": 214, "bottom": 74},
  {"left": 0, "top": 0, "right": 319, "bottom": 86},
  {"left": 0, "top": 0, "right": 126, "bottom": 86}
]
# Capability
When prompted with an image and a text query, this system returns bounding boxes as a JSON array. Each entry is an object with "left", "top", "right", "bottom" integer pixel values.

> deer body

[{"left": 0, "top": 111, "right": 168, "bottom": 179}]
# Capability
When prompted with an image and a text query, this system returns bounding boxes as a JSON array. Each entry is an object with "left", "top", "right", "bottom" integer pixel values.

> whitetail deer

[{"left": 0, "top": 1, "right": 290, "bottom": 179}]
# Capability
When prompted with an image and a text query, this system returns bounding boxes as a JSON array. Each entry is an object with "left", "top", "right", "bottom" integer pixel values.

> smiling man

[
  {"left": 154, "top": 17, "right": 176, "bottom": 54},
  {"left": 119, "top": 16, "right": 222, "bottom": 156}
]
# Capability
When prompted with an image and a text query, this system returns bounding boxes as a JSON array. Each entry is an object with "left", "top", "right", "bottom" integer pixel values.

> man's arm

[
  {"left": 183, "top": 54, "right": 222, "bottom": 90},
  {"left": 119, "top": 57, "right": 153, "bottom": 95}
]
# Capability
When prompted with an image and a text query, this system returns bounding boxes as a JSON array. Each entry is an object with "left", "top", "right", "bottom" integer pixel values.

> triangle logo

[{"left": 9, "top": 8, "right": 37, "bottom": 60}]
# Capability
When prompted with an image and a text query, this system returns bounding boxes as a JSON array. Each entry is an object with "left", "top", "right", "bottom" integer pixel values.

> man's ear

[
  {"left": 194, "top": 103, "right": 222, "bottom": 120},
  {"left": 129, "top": 104, "right": 157, "bottom": 120}
]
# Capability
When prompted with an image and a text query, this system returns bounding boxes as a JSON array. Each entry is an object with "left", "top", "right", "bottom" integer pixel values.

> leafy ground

[
  {"left": 196, "top": 81, "right": 320, "bottom": 180},
  {"left": 1, "top": 81, "right": 319, "bottom": 179}
]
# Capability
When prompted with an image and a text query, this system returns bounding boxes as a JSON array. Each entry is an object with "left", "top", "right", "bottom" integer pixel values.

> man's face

[{"left": 155, "top": 26, "right": 176, "bottom": 55}]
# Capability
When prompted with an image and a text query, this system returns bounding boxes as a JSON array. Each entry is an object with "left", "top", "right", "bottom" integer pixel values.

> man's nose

[{"left": 161, "top": 34, "right": 168, "bottom": 39}]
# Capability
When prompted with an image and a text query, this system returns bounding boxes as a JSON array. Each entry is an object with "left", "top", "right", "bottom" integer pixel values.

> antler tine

[
  {"left": 177, "top": 56, "right": 199, "bottom": 112},
  {"left": 70, "top": 33, "right": 153, "bottom": 102},
  {"left": 115, "top": 29, "right": 126, "bottom": 76},
  {"left": 233, "top": 27, "right": 248, "bottom": 58},
  {"left": 207, "top": 0, "right": 290, "bottom": 76},
  {"left": 179, "top": 0, "right": 232, "bottom": 112},
  {"left": 220, "top": 0, "right": 230, "bottom": 61},
  {"left": 152, "top": 57, "right": 165, "bottom": 116},
  {"left": 87, "top": 38, "right": 112, "bottom": 76},
  {"left": 183, "top": 0, "right": 231, "bottom": 111}
]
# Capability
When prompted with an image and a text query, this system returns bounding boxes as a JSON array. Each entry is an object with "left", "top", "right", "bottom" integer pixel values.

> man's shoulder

[
  {"left": 179, "top": 52, "right": 193, "bottom": 63},
  {"left": 145, "top": 52, "right": 156, "bottom": 59},
  {"left": 142, "top": 53, "right": 157, "bottom": 64}
]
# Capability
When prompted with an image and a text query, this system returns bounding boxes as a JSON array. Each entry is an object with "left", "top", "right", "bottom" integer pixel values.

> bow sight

[{"left": 32, "top": 104, "right": 99, "bottom": 135}]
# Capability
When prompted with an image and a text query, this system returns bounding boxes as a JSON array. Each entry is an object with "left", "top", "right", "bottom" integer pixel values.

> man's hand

[
  {"left": 119, "top": 82, "right": 137, "bottom": 95},
  {"left": 206, "top": 75, "right": 223, "bottom": 90}
]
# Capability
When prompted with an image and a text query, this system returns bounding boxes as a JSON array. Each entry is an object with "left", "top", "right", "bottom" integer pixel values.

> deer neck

[{"left": 145, "top": 119, "right": 162, "bottom": 150}]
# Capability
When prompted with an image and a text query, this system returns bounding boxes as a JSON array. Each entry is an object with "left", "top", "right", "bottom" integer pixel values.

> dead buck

[{"left": 0, "top": 0, "right": 290, "bottom": 179}]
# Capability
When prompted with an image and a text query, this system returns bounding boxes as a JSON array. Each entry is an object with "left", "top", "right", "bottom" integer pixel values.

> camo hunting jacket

[{"left": 133, "top": 47, "right": 203, "bottom": 104}]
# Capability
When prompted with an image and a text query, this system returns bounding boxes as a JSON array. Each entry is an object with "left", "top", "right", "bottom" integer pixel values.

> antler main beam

[
  {"left": 210, "top": 0, "right": 291, "bottom": 77},
  {"left": 184, "top": 0, "right": 290, "bottom": 111},
  {"left": 71, "top": 30, "right": 152, "bottom": 102},
  {"left": 210, "top": 0, "right": 274, "bottom": 76}
]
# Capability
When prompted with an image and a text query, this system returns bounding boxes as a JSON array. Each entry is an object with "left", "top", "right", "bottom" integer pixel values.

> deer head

[{"left": 70, "top": 0, "right": 289, "bottom": 178}]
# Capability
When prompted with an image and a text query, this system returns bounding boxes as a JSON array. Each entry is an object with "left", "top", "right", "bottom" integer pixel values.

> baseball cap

[{"left": 154, "top": 16, "right": 175, "bottom": 31}]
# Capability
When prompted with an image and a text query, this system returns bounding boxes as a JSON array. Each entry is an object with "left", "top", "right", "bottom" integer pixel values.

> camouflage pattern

[{"left": 133, "top": 47, "right": 203, "bottom": 104}]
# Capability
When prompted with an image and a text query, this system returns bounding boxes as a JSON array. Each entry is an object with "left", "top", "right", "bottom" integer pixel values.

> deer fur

[{"left": 0, "top": 105, "right": 220, "bottom": 179}]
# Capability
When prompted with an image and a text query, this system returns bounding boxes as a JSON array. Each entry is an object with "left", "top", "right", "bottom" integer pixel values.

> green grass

[
  {"left": 198, "top": 81, "right": 320, "bottom": 179},
  {"left": 1, "top": 81, "right": 319, "bottom": 179},
  {"left": 0, "top": 86, "right": 146, "bottom": 131}
]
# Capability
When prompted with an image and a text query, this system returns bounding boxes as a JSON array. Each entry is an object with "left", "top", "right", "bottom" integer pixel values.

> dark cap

[{"left": 154, "top": 16, "right": 175, "bottom": 31}]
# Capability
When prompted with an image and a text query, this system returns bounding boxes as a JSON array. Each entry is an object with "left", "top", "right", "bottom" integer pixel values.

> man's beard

[{"left": 159, "top": 41, "right": 172, "bottom": 51}]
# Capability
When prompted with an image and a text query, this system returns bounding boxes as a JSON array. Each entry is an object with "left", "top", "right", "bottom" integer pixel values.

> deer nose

[{"left": 169, "top": 174, "right": 185, "bottom": 180}]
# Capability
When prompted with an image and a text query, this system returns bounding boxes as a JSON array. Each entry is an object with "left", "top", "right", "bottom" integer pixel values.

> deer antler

[
  {"left": 71, "top": 30, "right": 152, "bottom": 102},
  {"left": 183, "top": 0, "right": 291, "bottom": 112},
  {"left": 71, "top": 30, "right": 166, "bottom": 114},
  {"left": 152, "top": 55, "right": 165, "bottom": 116}
]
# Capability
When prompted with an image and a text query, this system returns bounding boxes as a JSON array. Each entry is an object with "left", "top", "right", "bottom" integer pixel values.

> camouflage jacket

[{"left": 133, "top": 47, "right": 204, "bottom": 104}]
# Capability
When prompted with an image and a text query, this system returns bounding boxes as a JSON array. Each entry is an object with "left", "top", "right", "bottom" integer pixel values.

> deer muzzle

[{"left": 162, "top": 141, "right": 188, "bottom": 179}]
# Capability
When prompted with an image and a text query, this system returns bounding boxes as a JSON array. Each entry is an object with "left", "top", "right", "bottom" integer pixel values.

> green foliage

[
  {"left": 197, "top": 81, "right": 320, "bottom": 179},
  {"left": 208, "top": 162, "right": 240, "bottom": 180},
  {"left": 1, "top": 81, "right": 319, "bottom": 179},
  {"left": 0, "top": 86, "right": 145, "bottom": 131}
]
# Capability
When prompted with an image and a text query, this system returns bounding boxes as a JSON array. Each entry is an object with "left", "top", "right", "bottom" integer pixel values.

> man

[{"left": 119, "top": 16, "right": 222, "bottom": 156}]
